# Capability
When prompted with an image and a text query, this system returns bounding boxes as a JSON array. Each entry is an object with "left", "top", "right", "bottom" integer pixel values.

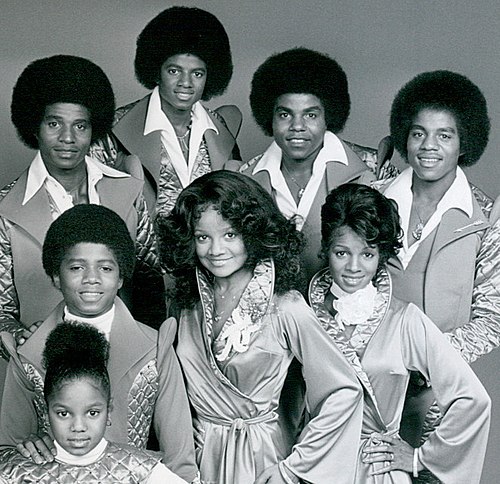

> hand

[
  {"left": 362, "top": 435, "right": 424, "bottom": 476},
  {"left": 16, "top": 321, "right": 43, "bottom": 346},
  {"left": 255, "top": 464, "right": 287, "bottom": 484},
  {"left": 16, "top": 433, "right": 56, "bottom": 464}
]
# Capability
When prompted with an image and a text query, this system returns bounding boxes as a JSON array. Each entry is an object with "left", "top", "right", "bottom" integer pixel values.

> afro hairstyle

[
  {"left": 134, "top": 6, "right": 233, "bottom": 99},
  {"left": 43, "top": 321, "right": 111, "bottom": 403},
  {"left": 250, "top": 47, "right": 350, "bottom": 137},
  {"left": 42, "top": 204, "right": 135, "bottom": 281},
  {"left": 390, "top": 70, "right": 490, "bottom": 167},
  {"left": 11, "top": 55, "right": 115, "bottom": 149}
]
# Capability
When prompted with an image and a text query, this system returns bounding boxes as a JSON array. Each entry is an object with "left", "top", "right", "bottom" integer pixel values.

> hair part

[
  {"left": 250, "top": 47, "right": 350, "bottom": 137},
  {"left": 390, "top": 70, "right": 490, "bottom": 167},
  {"left": 321, "top": 184, "right": 402, "bottom": 272},
  {"left": 43, "top": 322, "right": 111, "bottom": 404},
  {"left": 156, "top": 170, "right": 304, "bottom": 308},
  {"left": 11, "top": 55, "right": 115, "bottom": 149},
  {"left": 134, "top": 6, "right": 233, "bottom": 99},
  {"left": 42, "top": 204, "right": 135, "bottom": 281}
]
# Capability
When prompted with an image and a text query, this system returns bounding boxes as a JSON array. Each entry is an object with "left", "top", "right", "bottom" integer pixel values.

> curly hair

[
  {"left": 11, "top": 55, "right": 115, "bottom": 149},
  {"left": 250, "top": 47, "right": 350, "bottom": 137},
  {"left": 134, "top": 6, "right": 233, "bottom": 99},
  {"left": 156, "top": 170, "right": 304, "bottom": 308},
  {"left": 390, "top": 70, "right": 490, "bottom": 167},
  {"left": 43, "top": 321, "right": 111, "bottom": 404},
  {"left": 321, "top": 184, "right": 402, "bottom": 272},
  {"left": 42, "top": 204, "right": 135, "bottom": 280}
]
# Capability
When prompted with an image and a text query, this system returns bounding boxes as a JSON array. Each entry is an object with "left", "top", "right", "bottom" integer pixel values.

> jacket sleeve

[
  {"left": 154, "top": 318, "right": 198, "bottom": 482},
  {"left": 0, "top": 333, "right": 40, "bottom": 445},
  {"left": 402, "top": 304, "right": 491, "bottom": 484},
  {"left": 0, "top": 217, "right": 24, "bottom": 359},
  {"left": 130, "top": 193, "right": 166, "bottom": 329},
  {"left": 447, "top": 218, "right": 500, "bottom": 363},
  {"left": 275, "top": 294, "right": 363, "bottom": 484}
]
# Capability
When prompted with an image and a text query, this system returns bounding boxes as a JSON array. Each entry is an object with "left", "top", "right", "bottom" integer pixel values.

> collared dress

[
  {"left": 173, "top": 259, "right": 364, "bottom": 484},
  {"left": 0, "top": 439, "right": 187, "bottom": 484},
  {"left": 0, "top": 298, "right": 197, "bottom": 483},
  {"left": 309, "top": 268, "right": 491, "bottom": 484}
]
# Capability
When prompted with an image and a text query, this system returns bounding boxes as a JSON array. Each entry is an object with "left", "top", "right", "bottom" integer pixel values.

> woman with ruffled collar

[
  {"left": 156, "top": 170, "right": 364, "bottom": 484},
  {"left": 308, "top": 183, "right": 490, "bottom": 483}
]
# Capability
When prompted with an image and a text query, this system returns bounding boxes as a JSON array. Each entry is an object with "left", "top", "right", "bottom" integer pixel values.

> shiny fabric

[
  {"left": 309, "top": 269, "right": 491, "bottom": 484},
  {"left": 175, "top": 260, "right": 363, "bottom": 484},
  {"left": 0, "top": 441, "right": 160, "bottom": 483},
  {"left": 0, "top": 298, "right": 197, "bottom": 482}
]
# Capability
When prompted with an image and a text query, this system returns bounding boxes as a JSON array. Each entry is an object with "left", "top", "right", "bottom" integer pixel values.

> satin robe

[
  {"left": 309, "top": 269, "right": 491, "bottom": 484},
  {"left": 174, "top": 260, "right": 363, "bottom": 484}
]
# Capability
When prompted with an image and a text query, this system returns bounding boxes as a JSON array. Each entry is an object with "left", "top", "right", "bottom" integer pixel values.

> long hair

[{"left": 156, "top": 171, "right": 304, "bottom": 308}]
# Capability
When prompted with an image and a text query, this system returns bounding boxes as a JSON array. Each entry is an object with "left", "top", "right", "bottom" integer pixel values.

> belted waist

[{"left": 198, "top": 411, "right": 278, "bottom": 430}]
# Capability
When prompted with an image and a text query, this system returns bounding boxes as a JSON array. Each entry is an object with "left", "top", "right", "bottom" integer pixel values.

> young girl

[
  {"left": 156, "top": 170, "right": 364, "bottom": 484},
  {"left": 0, "top": 204, "right": 196, "bottom": 482},
  {"left": 0, "top": 321, "right": 187, "bottom": 483},
  {"left": 308, "top": 183, "right": 490, "bottom": 483}
]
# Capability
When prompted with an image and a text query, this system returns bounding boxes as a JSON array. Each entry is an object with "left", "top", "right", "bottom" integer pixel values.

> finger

[
  {"left": 364, "top": 444, "right": 392, "bottom": 453},
  {"left": 34, "top": 438, "right": 56, "bottom": 462},
  {"left": 21, "top": 440, "right": 45, "bottom": 464},
  {"left": 15, "top": 443, "right": 31, "bottom": 458},
  {"left": 41, "top": 434, "right": 57, "bottom": 456},
  {"left": 363, "top": 452, "right": 394, "bottom": 464},
  {"left": 370, "top": 461, "right": 393, "bottom": 476}
]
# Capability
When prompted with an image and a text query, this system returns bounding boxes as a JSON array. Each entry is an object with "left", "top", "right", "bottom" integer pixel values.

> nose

[
  {"left": 346, "top": 256, "right": 361, "bottom": 272},
  {"left": 289, "top": 115, "right": 306, "bottom": 131},
  {"left": 71, "top": 415, "right": 87, "bottom": 432},
  {"left": 421, "top": 134, "right": 438, "bottom": 150},
  {"left": 59, "top": 124, "right": 75, "bottom": 144},
  {"left": 83, "top": 267, "right": 100, "bottom": 284},
  {"left": 208, "top": 237, "right": 224, "bottom": 256},
  {"left": 178, "top": 70, "right": 192, "bottom": 87}
]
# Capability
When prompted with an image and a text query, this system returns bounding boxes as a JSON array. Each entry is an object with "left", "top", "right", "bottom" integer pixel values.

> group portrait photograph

[{"left": 0, "top": 1, "right": 499, "bottom": 482}]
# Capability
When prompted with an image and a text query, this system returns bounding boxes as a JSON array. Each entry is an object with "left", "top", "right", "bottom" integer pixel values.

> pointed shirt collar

[
  {"left": 251, "top": 131, "right": 348, "bottom": 227},
  {"left": 384, "top": 166, "right": 473, "bottom": 266},
  {"left": 22, "top": 152, "right": 129, "bottom": 207}
]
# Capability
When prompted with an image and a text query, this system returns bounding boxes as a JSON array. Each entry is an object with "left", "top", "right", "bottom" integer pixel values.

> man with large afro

[
  {"left": 382, "top": 70, "right": 500, "bottom": 463},
  {"left": 0, "top": 55, "right": 166, "bottom": 375},
  {"left": 90, "top": 6, "right": 242, "bottom": 218},
  {"left": 239, "top": 47, "right": 393, "bottom": 286}
]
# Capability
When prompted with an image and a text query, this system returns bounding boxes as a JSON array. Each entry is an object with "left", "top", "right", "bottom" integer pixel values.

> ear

[
  {"left": 107, "top": 399, "right": 114, "bottom": 426},
  {"left": 52, "top": 274, "right": 61, "bottom": 290},
  {"left": 117, "top": 277, "right": 123, "bottom": 291}
]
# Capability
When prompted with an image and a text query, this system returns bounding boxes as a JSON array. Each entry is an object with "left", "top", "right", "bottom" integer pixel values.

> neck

[
  {"left": 47, "top": 164, "right": 88, "bottom": 193},
  {"left": 411, "top": 171, "right": 457, "bottom": 205},
  {"left": 161, "top": 99, "right": 192, "bottom": 134},
  {"left": 213, "top": 268, "right": 253, "bottom": 297},
  {"left": 281, "top": 155, "right": 315, "bottom": 177}
]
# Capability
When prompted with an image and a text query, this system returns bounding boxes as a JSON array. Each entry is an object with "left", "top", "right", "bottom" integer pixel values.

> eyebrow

[
  {"left": 275, "top": 105, "right": 323, "bottom": 112},
  {"left": 410, "top": 124, "right": 457, "bottom": 133},
  {"left": 65, "top": 258, "right": 118, "bottom": 264},
  {"left": 43, "top": 115, "right": 90, "bottom": 123},
  {"left": 165, "top": 62, "right": 206, "bottom": 71}
]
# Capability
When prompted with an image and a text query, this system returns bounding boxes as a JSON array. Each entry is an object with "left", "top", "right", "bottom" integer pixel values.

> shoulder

[
  {"left": 273, "top": 290, "right": 312, "bottom": 316},
  {"left": 211, "top": 105, "right": 242, "bottom": 139},
  {"left": 239, "top": 153, "right": 264, "bottom": 175},
  {"left": 114, "top": 97, "right": 146, "bottom": 126},
  {"left": 471, "top": 183, "right": 494, "bottom": 219},
  {"left": 0, "top": 179, "right": 18, "bottom": 205},
  {"left": 158, "top": 317, "right": 178, "bottom": 348}
]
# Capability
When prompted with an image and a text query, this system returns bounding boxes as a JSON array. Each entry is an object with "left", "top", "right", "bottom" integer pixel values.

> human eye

[
  {"left": 100, "top": 265, "right": 113, "bottom": 273},
  {"left": 56, "top": 410, "right": 68, "bottom": 418},
  {"left": 438, "top": 132, "right": 452, "bottom": 140},
  {"left": 193, "top": 70, "right": 205, "bottom": 78},
  {"left": 334, "top": 250, "right": 346, "bottom": 258},
  {"left": 225, "top": 231, "right": 238, "bottom": 239},
  {"left": 306, "top": 112, "right": 317, "bottom": 119},
  {"left": 167, "top": 67, "right": 179, "bottom": 75},
  {"left": 75, "top": 122, "right": 89, "bottom": 131},
  {"left": 88, "top": 410, "right": 100, "bottom": 417},
  {"left": 69, "top": 264, "right": 84, "bottom": 272},
  {"left": 195, "top": 234, "right": 208, "bottom": 243},
  {"left": 363, "top": 252, "right": 375, "bottom": 258}
]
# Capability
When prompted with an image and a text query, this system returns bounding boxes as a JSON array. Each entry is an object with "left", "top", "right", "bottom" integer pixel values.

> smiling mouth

[{"left": 209, "top": 259, "right": 231, "bottom": 267}]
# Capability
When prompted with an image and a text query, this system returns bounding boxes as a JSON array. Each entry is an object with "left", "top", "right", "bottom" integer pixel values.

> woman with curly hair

[
  {"left": 0, "top": 55, "right": 164, "bottom": 376},
  {"left": 381, "top": 71, "right": 500, "bottom": 453},
  {"left": 308, "top": 183, "right": 490, "bottom": 483},
  {"left": 91, "top": 6, "right": 242, "bottom": 218},
  {"left": 156, "top": 170, "right": 364, "bottom": 484},
  {"left": 239, "top": 48, "right": 397, "bottom": 287}
]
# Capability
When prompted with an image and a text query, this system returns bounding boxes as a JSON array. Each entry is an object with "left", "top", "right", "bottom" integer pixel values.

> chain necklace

[
  {"left": 281, "top": 163, "right": 309, "bottom": 200},
  {"left": 411, "top": 206, "right": 426, "bottom": 241},
  {"left": 176, "top": 124, "right": 191, "bottom": 161}
]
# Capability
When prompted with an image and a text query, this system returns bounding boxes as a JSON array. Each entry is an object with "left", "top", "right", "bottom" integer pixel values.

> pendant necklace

[
  {"left": 281, "top": 163, "right": 308, "bottom": 201},
  {"left": 411, "top": 206, "right": 425, "bottom": 241}
]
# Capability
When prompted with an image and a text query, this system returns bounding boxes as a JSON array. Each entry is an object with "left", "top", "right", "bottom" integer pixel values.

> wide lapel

[
  {"left": 204, "top": 111, "right": 236, "bottom": 171},
  {"left": 106, "top": 298, "right": 155, "bottom": 387},
  {"left": 97, "top": 175, "right": 143, "bottom": 221},
  {"left": 0, "top": 172, "right": 54, "bottom": 247},
  {"left": 112, "top": 95, "right": 162, "bottom": 185},
  {"left": 17, "top": 302, "right": 64, "bottom": 370},
  {"left": 429, "top": 201, "right": 489, "bottom": 257}
]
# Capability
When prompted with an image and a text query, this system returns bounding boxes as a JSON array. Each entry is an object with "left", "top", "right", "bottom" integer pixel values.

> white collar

[
  {"left": 252, "top": 130, "right": 348, "bottom": 177},
  {"left": 143, "top": 86, "right": 218, "bottom": 136},
  {"left": 385, "top": 166, "right": 473, "bottom": 265},
  {"left": 23, "top": 152, "right": 129, "bottom": 206},
  {"left": 63, "top": 304, "right": 115, "bottom": 341},
  {"left": 55, "top": 438, "right": 108, "bottom": 466},
  {"left": 251, "top": 131, "right": 348, "bottom": 227}
]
